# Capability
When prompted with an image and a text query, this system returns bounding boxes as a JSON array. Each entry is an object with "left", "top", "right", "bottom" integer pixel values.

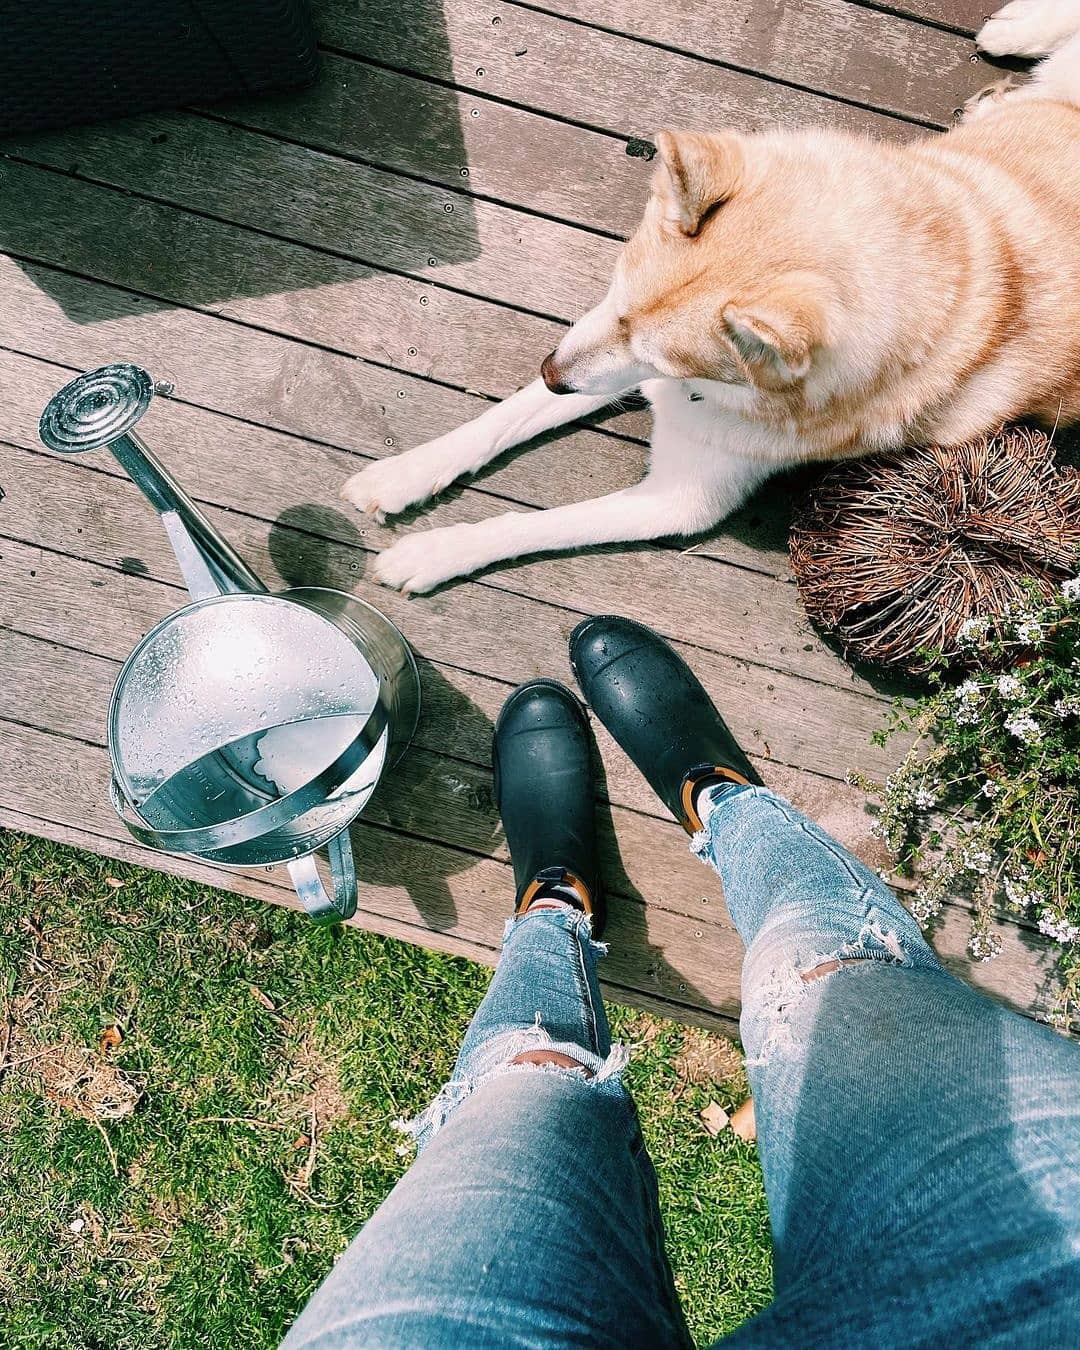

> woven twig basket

[{"left": 789, "top": 428, "right": 1080, "bottom": 673}]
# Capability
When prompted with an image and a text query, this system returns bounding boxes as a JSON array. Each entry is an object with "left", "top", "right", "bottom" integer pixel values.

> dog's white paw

[
  {"left": 373, "top": 523, "right": 487, "bottom": 594},
  {"left": 341, "top": 451, "right": 447, "bottom": 520},
  {"left": 961, "top": 75, "right": 1019, "bottom": 121},
  {"left": 977, "top": 0, "right": 1080, "bottom": 58}
]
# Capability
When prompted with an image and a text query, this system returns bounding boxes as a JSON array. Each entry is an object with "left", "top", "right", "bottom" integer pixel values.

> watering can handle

[{"left": 287, "top": 832, "right": 358, "bottom": 924}]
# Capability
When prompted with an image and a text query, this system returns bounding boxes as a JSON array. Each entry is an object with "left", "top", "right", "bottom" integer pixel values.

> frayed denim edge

[
  {"left": 395, "top": 1029, "right": 629, "bottom": 1152},
  {"left": 395, "top": 907, "right": 624, "bottom": 1153}
]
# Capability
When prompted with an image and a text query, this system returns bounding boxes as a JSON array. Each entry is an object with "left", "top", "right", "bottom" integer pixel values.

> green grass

[{"left": 0, "top": 831, "right": 772, "bottom": 1348}]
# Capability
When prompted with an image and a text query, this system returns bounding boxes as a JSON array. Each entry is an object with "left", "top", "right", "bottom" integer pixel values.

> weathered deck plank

[
  {"left": 6, "top": 112, "right": 621, "bottom": 319},
  {"left": 0, "top": 259, "right": 785, "bottom": 577},
  {"left": 503, "top": 0, "right": 986, "bottom": 124},
  {"left": 314, "top": 0, "right": 917, "bottom": 134},
  {"left": 313, "top": 0, "right": 987, "bottom": 130}
]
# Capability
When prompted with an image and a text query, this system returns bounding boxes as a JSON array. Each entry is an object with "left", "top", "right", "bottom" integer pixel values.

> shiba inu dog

[{"left": 344, "top": 0, "right": 1080, "bottom": 594}]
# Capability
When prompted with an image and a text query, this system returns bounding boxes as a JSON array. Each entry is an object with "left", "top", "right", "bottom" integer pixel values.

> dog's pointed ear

[
  {"left": 651, "top": 130, "right": 744, "bottom": 236},
  {"left": 722, "top": 272, "right": 837, "bottom": 386}
]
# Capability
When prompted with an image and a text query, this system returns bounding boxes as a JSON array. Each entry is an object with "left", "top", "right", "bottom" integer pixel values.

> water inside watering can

[
  {"left": 113, "top": 596, "right": 382, "bottom": 813},
  {"left": 253, "top": 715, "right": 379, "bottom": 795}
]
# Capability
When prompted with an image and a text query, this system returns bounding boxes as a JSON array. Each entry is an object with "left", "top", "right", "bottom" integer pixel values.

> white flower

[
  {"left": 1004, "top": 712, "right": 1042, "bottom": 744},
  {"left": 1052, "top": 696, "right": 1080, "bottom": 719},
  {"left": 996, "top": 674, "right": 1024, "bottom": 701},
  {"left": 980, "top": 780, "right": 1000, "bottom": 799},
  {"left": 961, "top": 846, "right": 993, "bottom": 875},
  {"left": 1037, "top": 910, "right": 1080, "bottom": 945},
  {"left": 968, "top": 929, "right": 1002, "bottom": 962},
  {"left": 1016, "top": 619, "right": 1043, "bottom": 645},
  {"left": 1061, "top": 577, "right": 1080, "bottom": 602},
  {"left": 953, "top": 680, "right": 982, "bottom": 724},
  {"left": 957, "top": 617, "right": 989, "bottom": 645},
  {"left": 913, "top": 786, "right": 938, "bottom": 810},
  {"left": 1003, "top": 875, "right": 1039, "bottom": 909},
  {"left": 910, "top": 889, "right": 942, "bottom": 926}
]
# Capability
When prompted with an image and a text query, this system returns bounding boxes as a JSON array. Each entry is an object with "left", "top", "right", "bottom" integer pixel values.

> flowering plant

[{"left": 850, "top": 577, "right": 1080, "bottom": 1032}]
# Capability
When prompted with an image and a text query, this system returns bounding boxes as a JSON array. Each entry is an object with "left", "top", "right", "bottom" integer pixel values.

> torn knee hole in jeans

[
  {"left": 800, "top": 955, "right": 876, "bottom": 983},
  {"left": 395, "top": 1017, "right": 628, "bottom": 1150},
  {"left": 745, "top": 914, "right": 914, "bottom": 1067},
  {"left": 509, "top": 1050, "right": 595, "bottom": 1077}
]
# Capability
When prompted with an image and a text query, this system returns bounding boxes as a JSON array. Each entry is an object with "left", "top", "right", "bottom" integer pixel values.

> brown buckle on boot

[
  {"left": 680, "top": 764, "right": 751, "bottom": 834},
  {"left": 516, "top": 866, "right": 593, "bottom": 918}
]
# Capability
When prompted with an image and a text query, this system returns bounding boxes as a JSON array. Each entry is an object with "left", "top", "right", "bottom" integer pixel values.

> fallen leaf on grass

[
  {"left": 700, "top": 1101, "right": 730, "bottom": 1136},
  {"left": 249, "top": 984, "right": 276, "bottom": 1011},
  {"left": 730, "top": 1097, "right": 757, "bottom": 1143},
  {"left": 104, "top": 878, "right": 126, "bottom": 889},
  {"left": 292, "top": 1134, "right": 311, "bottom": 1151},
  {"left": 98, "top": 1025, "right": 122, "bottom": 1054}
]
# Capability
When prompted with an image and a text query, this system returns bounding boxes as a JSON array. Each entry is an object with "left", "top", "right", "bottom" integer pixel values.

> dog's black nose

[{"left": 541, "top": 352, "right": 574, "bottom": 395}]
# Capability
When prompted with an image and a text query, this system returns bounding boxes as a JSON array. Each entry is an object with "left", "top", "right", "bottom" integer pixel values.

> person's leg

[
  {"left": 282, "top": 683, "right": 691, "bottom": 1350},
  {"left": 570, "top": 615, "right": 1080, "bottom": 1347},
  {"left": 697, "top": 784, "right": 1080, "bottom": 1345}
]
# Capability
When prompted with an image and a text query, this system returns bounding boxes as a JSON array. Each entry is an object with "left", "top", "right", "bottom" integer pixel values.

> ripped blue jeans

[{"left": 283, "top": 787, "right": 1080, "bottom": 1349}]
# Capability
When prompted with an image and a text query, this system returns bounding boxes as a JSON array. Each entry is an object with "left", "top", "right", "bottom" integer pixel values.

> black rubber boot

[
  {"left": 569, "top": 615, "right": 763, "bottom": 834},
  {"left": 492, "top": 679, "right": 605, "bottom": 935}
]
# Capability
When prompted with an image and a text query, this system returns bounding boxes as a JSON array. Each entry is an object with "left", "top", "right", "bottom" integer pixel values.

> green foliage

[
  {"left": 854, "top": 578, "right": 1080, "bottom": 1032},
  {"left": 0, "top": 832, "right": 771, "bottom": 1348}
]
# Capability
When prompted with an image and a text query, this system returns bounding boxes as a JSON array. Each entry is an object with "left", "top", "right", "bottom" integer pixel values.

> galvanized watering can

[{"left": 39, "top": 364, "right": 420, "bottom": 923}]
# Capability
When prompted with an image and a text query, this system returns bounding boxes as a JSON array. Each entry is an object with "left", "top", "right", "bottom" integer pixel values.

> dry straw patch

[
  {"left": 4, "top": 1023, "right": 143, "bottom": 1121},
  {"left": 673, "top": 1026, "right": 745, "bottom": 1091}
]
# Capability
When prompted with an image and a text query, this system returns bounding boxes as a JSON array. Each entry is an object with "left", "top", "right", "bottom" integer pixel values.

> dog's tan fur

[
  {"left": 344, "top": 1, "right": 1080, "bottom": 594},
  {"left": 617, "top": 106, "right": 1080, "bottom": 462}
]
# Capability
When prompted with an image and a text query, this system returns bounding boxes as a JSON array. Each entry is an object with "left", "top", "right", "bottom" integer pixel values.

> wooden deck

[{"left": 0, "top": 0, "right": 1062, "bottom": 1032}]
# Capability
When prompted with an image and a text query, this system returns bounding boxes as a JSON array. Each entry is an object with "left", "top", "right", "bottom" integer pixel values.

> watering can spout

[{"left": 38, "top": 363, "right": 265, "bottom": 601}]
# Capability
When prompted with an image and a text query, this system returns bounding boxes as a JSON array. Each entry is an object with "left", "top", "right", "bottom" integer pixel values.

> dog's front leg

[
  {"left": 342, "top": 379, "right": 616, "bottom": 520},
  {"left": 372, "top": 456, "right": 770, "bottom": 594}
]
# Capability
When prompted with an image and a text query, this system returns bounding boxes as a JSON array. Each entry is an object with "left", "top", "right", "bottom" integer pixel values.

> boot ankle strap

[
  {"left": 516, "top": 866, "right": 593, "bottom": 918},
  {"left": 680, "top": 764, "right": 751, "bottom": 833}
]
